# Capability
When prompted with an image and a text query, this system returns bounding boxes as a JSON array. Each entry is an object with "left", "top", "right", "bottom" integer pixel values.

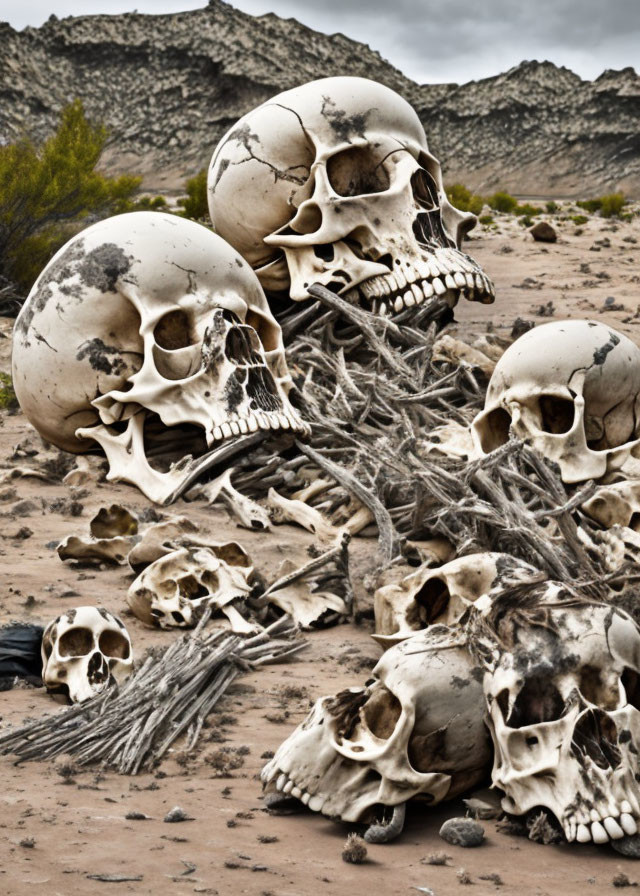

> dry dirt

[{"left": 1, "top": 207, "right": 640, "bottom": 896}]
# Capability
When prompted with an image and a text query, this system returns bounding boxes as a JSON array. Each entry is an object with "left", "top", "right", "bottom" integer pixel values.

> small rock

[
  {"left": 125, "top": 811, "right": 150, "bottom": 820},
  {"left": 612, "top": 835, "right": 640, "bottom": 858},
  {"left": 163, "top": 806, "right": 193, "bottom": 823},
  {"left": 530, "top": 221, "right": 557, "bottom": 243},
  {"left": 439, "top": 817, "right": 485, "bottom": 848},
  {"left": 613, "top": 871, "right": 637, "bottom": 887}
]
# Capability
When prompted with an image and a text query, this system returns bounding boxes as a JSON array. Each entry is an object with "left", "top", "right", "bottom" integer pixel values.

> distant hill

[{"left": 1, "top": 1, "right": 639, "bottom": 196}]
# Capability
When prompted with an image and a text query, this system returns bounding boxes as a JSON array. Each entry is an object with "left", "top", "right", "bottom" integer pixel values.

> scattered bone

[
  {"left": 127, "top": 546, "right": 255, "bottom": 632},
  {"left": 190, "top": 468, "right": 271, "bottom": 530},
  {"left": 267, "top": 488, "right": 339, "bottom": 540},
  {"left": 57, "top": 504, "right": 140, "bottom": 565},
  {"left": 432, "top": 334, "right": 496, "bottom": 378},
  {"left": 62, "top": 456, "right": 106, "bottom": 487}
]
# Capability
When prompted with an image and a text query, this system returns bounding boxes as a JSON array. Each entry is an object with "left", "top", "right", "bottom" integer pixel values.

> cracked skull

[
  {"left": 12, "top": 212, "right": 307, "bottom": 504},
  {"left": 479, "top": 583, "right": 640, "bottom": 845},
  {"left": 127, "top": 544, "right": 255, "bottom": 632},
  {"left": 472, "top": 320, "right": 640, "bottom": 483},
  {"left": 41, "top": 606, "right": 133, "bottom": 704},
  {"left": 208, "top": 76, "right": 494, "bottom": 316},
  {"left": 262, "top": 625, "right": 492, "bottom": 833},
  {"left": 374, "top": 552, "right": 542, "bottom": 645}
]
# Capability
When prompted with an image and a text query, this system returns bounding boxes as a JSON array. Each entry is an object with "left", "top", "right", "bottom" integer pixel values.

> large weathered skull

[
  {"left": 12, "top": 212, "right": 307, "bottom": 504},
  {"left": 472, "top": 320, "right": 640, "bottom": 483},
  {"left": 127, "top": 544, "right": 254, "bottom": 632},
  {"left": 481, "top": 583, "right": 640, "bottom": 844},
  {"left": 41, "top": 606, "right": 133, "bottom": 704},
  {"left": 374, "top": 552, "right": 541, "bottom": 644},
  {"left": 262, "top": 625, "right": 492, "bottom": 834},
  {"left": 208, "top": 77, "right": 494, "bottom": 315}
]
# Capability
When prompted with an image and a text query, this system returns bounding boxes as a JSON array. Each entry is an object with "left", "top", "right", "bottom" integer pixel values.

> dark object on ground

[
  {"left": 439, "top": 817, "right": 485, "bottom": 847},
  {"left": 530, "top": 222, "right": 557, "bottom": 243},
  {"left": 613, "top": 835, "right": 640, "bottom": 858},
  {"left": 0, "top": 622, "right": 44, "bottom": 689}
]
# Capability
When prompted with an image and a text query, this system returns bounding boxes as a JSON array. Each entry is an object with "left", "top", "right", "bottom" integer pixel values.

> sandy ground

[{"left": 1, "top": 206, "right": 640, "bottom": 896}]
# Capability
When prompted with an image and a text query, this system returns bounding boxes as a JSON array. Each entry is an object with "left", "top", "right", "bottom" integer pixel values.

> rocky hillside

[{"left": 1, "top": 0, "right": 639, "bottom": 196}]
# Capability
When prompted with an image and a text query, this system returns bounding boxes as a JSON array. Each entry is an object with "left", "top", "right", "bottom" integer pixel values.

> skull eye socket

[
  {"left": 154, "top": 310, "right": 196, "bottom": 350},
  {"left": 622, "top": 668, "right": 640, "bottom": 710},
  {"left": 58, "top": 627, "right": 93, "bottom": 658},
  {"left": 579, "top": 664, "right": 619, "bottom": 711},
  {"left": 407, "top": 577, "right": 450, "bottom": 628},
  {"left": 476, "top": 408, "right": 512, "bottom": 453},
  {"left": 362, "top": 686, "right": 402, "bottom": 739},
  {"left": 177, "top": 575, "right": 210, "bottom": 601},
  {"left": 502, "top": 678, "right": 566, "bottom": 728},
  {"left": 98, "top": 630, "right": 131, "bottom": 660},
  {"left": 538, "top": 395, "right": 575, "bottom": 434},
  {"left": 326, "top": 147, "right": 390, "bottom": 197}
]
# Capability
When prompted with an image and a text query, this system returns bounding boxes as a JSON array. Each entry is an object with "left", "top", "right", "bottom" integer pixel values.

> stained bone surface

[
  {"left": 208, "top": 76, "right": 494, "bottom": 317},
  {"left": 12, "top": 212, "right": 307, "bottom": 504}
]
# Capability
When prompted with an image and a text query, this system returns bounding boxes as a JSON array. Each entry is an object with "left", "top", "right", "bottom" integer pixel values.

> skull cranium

[
  {"left": 208, "top": 77, "right": 494, "bottom": 316},
  {"left": 12, "top": 212, "right": 307, "bottom": 505},
  {"left": 472, "top": 320, "right": 640, "bottom": 483},
  {"left": 41, "top": 606, "right": 133, "bottom": 704},
  {"left": 262, "top": 625, "right": 492, "bottom": 835},
  {"left": 374, "top": 552, "right": 542, "bottom": 645},
  {"left": 127, "top": 544, "right": 254, "bottom": 632},
  {"left": 478, "top": 582, "right": 640, "bottom": 845}
]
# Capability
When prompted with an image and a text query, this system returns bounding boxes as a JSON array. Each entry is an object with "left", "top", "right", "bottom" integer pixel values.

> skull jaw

[{"left": 77, "top": 412, "right": 277, "bottom": 505}]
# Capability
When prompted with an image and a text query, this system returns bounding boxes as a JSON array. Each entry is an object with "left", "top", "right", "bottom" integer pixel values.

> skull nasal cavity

[
  {"left": 98, "top": 630, "right": 131, "bottom": 660},
  {"left": 225, "top": 326, "right": 262, "bottom": 364},
  {"left": 362, "top": 685, "right": 402, "bottom": 739},
  {"left": 154, "top": 309, "right": 194, "bottom": 350},
  {"left": 572, "top": 709, "right": 621, "bottom": 770},
  {"left": 539, "top": 395, "right": 575, "bottom": 434},
  {"left": 505, "top": 677, "right": 565, "bottom": 727},
  {"left": 327, "top": 147, "right": 390, "bottom": 197},
  {"left": 58, "top": 627, "right": 93, "bottom": 658}
]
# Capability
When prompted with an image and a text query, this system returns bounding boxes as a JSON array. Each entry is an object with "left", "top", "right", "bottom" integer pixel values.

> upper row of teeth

[
  {"left": 271, "top": 769, "right": 325, "bottom": 814},
  {"left": 211, "top": 410, "right": 302, "bottom": 442},
  {"left": 360, "top": 266, "right": 494, "bottom": 316},
  {"left": 571, "top": 800, "right": 637, "bottom": 843}
]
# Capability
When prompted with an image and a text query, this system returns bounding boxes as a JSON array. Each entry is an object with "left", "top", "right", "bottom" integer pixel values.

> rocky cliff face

[{"left": 1, "top": 1, "right": 639, "bottom": 196}]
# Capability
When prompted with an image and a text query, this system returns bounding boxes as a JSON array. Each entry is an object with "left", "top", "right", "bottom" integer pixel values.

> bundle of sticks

[{"left": 0, "top": 616, "right": 305, "bottom": 772}]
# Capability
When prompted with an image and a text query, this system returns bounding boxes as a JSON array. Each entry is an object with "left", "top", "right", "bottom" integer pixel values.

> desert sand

[{"left": 1, "top": 205, "right": 640, "bottom": 895}]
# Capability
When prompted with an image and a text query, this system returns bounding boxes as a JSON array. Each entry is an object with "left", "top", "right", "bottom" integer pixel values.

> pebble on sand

[{"left": 439, "top": 817, "right": 485, "bottom": 848}]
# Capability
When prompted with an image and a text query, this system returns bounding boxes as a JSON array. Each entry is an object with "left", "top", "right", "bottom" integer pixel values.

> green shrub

[
  {"left": 546, "top": 201, "right": 559, "bottom": 213},
  {"left": 0, "top": 100, "right": 141, "bottom": 293},
  {"left": 519, "top": 216, "right": 533, "bottom": 228},
  {"left": 577, "top": 193, "right": 626, "bottom": 219},
  {"left": 488, "top": 191, "right": 518, "bottom": 213},
  {"left": 479, "top": 214, "right": 494, "bottom": 225},
  {"left": 178, "top": 168, "right": 210, "bottom": 221},
  {"left": 577, "top": 198, "right": 602, "bottom": 214},
  {"left": 571, "top": 214, "right": 588, "bottom": 226},
  {"left": 0, "top": 372, "right": 17, "bottom": 409},
  {"left": 600, "top": 193, "right": 626, "bottom": 218},
  {"left": 445, "top": 183, "right": 484, "bottom": 216},
  {"left": 515, "top": 203, "right": 543, "bottom": 217},
  {"left": 132, "top": 195, "right": 167, "bottom": 211}
]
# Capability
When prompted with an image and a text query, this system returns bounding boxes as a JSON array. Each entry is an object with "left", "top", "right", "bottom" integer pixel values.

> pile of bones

[{"left": 8, "top": 76, "right": 640, "bottom": 853}]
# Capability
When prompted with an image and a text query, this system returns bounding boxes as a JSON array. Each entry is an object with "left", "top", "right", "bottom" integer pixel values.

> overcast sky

[{"left": 3, "top": 0, "right": 639, "bottom": 84}]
